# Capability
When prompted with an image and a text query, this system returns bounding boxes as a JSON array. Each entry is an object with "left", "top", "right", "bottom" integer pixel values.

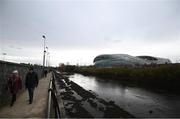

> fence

[{"left": 47, "top": 72, "right": 61, "bottom": 118}]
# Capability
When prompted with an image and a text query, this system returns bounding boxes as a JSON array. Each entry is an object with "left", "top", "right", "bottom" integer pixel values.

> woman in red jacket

[{"left": 7, "top": 70, "right": 22, "bottom": 106}]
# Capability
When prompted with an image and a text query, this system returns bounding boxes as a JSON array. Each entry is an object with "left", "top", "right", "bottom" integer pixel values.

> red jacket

[{"left": 7, "top": 75, "right": 22, "bottom": 95}]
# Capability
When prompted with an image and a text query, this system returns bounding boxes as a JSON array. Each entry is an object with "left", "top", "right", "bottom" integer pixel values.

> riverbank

[
  {"left": 62, "top": 64, "right": 180, "bottom": 93},
  {"left": 54, "top": 71, "right": 134, "bottom": 118},
  {"left": 69, "top": 73, "right": 180, "bottom": 118}
]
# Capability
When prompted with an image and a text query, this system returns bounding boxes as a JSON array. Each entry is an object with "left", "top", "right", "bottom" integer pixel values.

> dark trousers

[
  {"left": 11, "top": 94, "right": 16, "bottom": 106},
  {"left": 28, "top": 88, "right": 34, "bottom": 103}
]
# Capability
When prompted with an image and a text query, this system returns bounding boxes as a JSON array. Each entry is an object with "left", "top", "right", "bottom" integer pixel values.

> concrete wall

[{"left": 0, "top": 60, "right": 44, "bottom": 106}]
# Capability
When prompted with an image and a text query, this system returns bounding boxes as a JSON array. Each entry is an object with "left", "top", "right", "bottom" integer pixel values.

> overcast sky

[{"left": 0, "top": 0, "right": 180, "bottom": 66}]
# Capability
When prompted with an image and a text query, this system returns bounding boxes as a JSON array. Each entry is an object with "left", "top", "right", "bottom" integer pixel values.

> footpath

[{"left": 0, "top": 73, "right": 51, "bottom": 118}]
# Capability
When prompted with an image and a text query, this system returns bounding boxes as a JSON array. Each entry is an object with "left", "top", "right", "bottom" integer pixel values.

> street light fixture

[{"left": 2, "top": 53, "right": 7, "bottom": 61}]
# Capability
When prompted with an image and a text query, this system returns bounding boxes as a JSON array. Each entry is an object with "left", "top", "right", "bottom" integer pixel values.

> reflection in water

[{"left": 69, "top": 74, "right": 180, "bottom": 117}]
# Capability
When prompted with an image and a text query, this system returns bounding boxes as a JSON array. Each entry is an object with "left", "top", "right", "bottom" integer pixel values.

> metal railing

[{"left": 47, "top": 72, "right": 61, "bottom": 118}]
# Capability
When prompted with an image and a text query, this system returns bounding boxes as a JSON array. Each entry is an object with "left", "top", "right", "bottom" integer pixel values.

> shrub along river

[{"left": 68, "top": 73, "right": 180, "bottom": 118}]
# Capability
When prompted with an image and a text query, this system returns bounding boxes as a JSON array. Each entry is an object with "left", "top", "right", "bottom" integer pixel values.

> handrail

[{"left": 47, "top": 72, "right": 61, "bottom": 119}]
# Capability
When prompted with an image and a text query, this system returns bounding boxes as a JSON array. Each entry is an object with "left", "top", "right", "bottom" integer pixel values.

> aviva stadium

[{"left": 93, "top": 54, "right": 171, "bottom": 67}]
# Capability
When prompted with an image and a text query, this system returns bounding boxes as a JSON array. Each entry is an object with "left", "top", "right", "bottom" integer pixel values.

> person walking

[
  {"left": 25, "top": 67, "right": 39, "bottom": 104},
  {"left": 7, "top": 70, "right": 22, "bottom": 107},
  {"left": 43, "top": 69, "right": 48, "bottom": 77}
]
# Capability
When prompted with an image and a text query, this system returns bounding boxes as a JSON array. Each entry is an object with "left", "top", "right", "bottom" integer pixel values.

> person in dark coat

[
  {"left": 25, "top": 67, "right": 39, "bottom": 104},
  {"left": 7, "top": 70, "right": 22, "bottom": 106},
  {"left": 44, "top": 69, "right": 48, "bottom": 77}
]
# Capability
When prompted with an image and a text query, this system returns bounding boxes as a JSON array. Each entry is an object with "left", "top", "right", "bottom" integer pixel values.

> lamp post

[
  {"left": 47, "top": 52, "right": 50, "bottom": 66},
  {"left": 42, "top": 35, "right": 46, "bottom": 67},
  {"left": 46, "top": 46, "right": 48, "bottom": 66},
  {"left": 2, "top": 53, "right": 7, "bottom": 61},
  {"left": 48, "top": 53, "right": 50, "bottom": 66}
]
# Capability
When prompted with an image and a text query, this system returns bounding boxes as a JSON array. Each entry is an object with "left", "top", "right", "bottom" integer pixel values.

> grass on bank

[{"left": 60, "top": 64, "right": 180, "bottom": 92}]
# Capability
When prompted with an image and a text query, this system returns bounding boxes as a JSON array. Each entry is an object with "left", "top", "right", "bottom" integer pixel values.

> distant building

[{"left": 93, "top": 54, "right": 171, "bottom": 67}]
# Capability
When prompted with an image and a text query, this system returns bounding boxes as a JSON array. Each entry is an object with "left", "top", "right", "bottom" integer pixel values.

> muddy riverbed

[
  {"left": 54, "top": 71, "right": 134, "bottom": 118},
  {"left": 68, "top": 73, "right": 180, "bottom": 118}
]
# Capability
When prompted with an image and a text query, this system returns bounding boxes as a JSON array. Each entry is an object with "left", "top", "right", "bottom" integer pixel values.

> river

[{"left": 69, "top": 73, "right": 180, "bottom": 117}]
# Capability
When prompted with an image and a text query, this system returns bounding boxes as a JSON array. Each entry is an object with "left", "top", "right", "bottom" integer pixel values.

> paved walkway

[{"left": 0, "top": 73, "right": 51, "bottom": 118}]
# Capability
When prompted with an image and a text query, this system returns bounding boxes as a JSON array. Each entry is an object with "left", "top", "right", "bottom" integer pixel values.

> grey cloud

[{"left": 0, "top": 0, "right": 179, "bottom": 65}]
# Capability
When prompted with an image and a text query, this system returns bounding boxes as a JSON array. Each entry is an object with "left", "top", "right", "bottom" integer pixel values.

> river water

[{"left": 69, "top": 73, "right": 180, "bottom": 118}]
